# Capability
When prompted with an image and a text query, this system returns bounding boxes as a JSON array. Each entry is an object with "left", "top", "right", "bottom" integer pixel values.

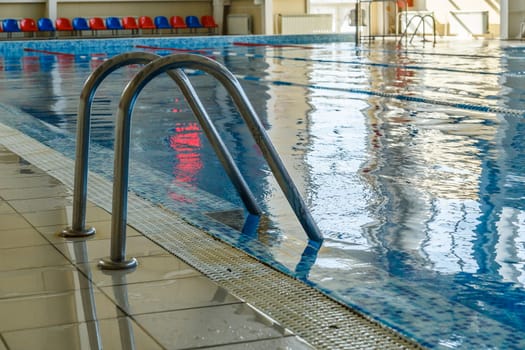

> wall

[
  {"left": 501, "top": 0, "right": 525, "bottom": 39},
  {"left": 273, "top": 0, "right": 305, "bottom": 15},
  {"left": 273, "top": 0, "right": 306, "bottom": 33},
  {"left": 421, "top": 0, "right": 500, "bottom": 37},
  {"left": 59, "top": 1, "right": 212, "bottom": 19},
  {"left": 226, "top": 0, "right": 306, "bottom": 34},
  {"left": 226, "top": 0, "right": 262, "bottom": 34},
  {"left": 0, "top": 1, "right": 46, "bottom": 19},
  {"left": 0, "top": 0, "right": 212, "bottom": 21}
]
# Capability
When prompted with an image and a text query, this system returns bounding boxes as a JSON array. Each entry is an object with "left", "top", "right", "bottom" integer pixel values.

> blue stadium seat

[
  {"left": 2, "top": 19, "right": 20, "bottom": 38},
  {"left": 105, "top": 17, "right": 123, "bottom": 35},
  {"left": 72, "top": 17, "right": 90, "bottom": 36},
  {"left": 154, "top": 16, "right": 171, "bottom": 34},
  {"left": 38, "top": 18, "right": 55, "bottom": 31},
  {"left": 37, "top": 17, "right": 55, "bottom": 37},
  {"left": 185, "top": 16, "right": 203, "bottom": 34}
]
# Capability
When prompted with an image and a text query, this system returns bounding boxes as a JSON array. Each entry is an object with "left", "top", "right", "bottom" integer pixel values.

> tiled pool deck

[
  {"left": 0, "top": 122, "right": 425, "bottom": 349},
  {"left": 0, "top": 134, "right": 316, "bottom": 349}
]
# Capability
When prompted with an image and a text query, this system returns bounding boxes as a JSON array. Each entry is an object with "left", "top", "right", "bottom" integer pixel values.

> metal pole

[
  {"left": 355, "top": 1, "right": 360, "bottom": 46},
  {"left": 62, "top": 52, "right": 165, "bottom": 238}
]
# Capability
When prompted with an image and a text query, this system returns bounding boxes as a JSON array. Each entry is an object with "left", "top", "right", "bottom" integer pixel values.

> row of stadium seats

[{"left": 0, "top": 15, "right": 219, "bottom": 38}]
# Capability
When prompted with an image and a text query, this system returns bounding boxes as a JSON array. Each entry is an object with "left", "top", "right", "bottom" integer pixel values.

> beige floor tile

[
  {"left": 0, "top": 174, "right": 62, "bottom": 189},
  {"left": 2, "top": 317, "right": 163, "bottom": 350},
  {"left": 0, "top": 151, "right": 22, "bottom": 164},
  {"left": 0, "top": 227, "right": 49, "bottom": 249},
  {"left": 53, "top": 235, "right": 167, "bottom": 264},
  {"left": 101, "top": 277, "right": 240, "bottom": 315},
  {"left": 37, "top": 220, "right": 142, "bottom": 243},
  {"left": 0, "top": 289, "right": 123, "bottom": 332},
  {"left": 77, "top": 254, "right": 201, "bottom": 287},
  {"left": 0, "top": 265, "right": 89, "bottom": 299},
  {"left": 0, "top": 213, "right": 32, "bottom": 230},
  {"left": 0, "top": 166, "right": 46, "bottom": 179},
  {"left": 0, "top": 184, "right": 71, "bottom": 200},
  {"left": 209, "top": 336, "right": 315, "bottom": 349},
  {"left": 8, "top": 196, "right": 78, "bottom": 213},
  {"left": 0, "top": 201, "right": 15, "bottom": 215},
  {"left": 0, "top": 245, "right": 71, "bottom": 272},
  {"left": 22, "top": 206, "right": 111, "bottom": 227},
  {"left": 135, "top": 303, "right": 291, "bottom": 349}
]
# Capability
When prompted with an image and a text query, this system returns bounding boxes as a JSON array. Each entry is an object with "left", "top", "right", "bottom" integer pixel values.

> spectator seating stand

[{"left": 1, "top": 15, "right": 221, "bottom": 39}]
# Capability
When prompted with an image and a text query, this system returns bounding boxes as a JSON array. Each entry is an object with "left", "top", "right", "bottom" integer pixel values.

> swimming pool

[{"left": 1, "top": 36, "right": 525, "bottom": 349}]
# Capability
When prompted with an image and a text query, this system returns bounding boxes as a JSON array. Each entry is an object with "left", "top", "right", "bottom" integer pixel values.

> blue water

[{"left": 1, "top": 37, "right": 525, "bottom": 349}]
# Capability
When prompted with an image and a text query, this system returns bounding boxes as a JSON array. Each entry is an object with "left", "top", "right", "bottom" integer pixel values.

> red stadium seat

[
  {"left": 55, "top": 17, "right": 73, "bottom": 32},
  {"left": 201, "top": 15, "right": 218, "bottom": 34},
  {"left": 89, "top": 17, "right": 106, "bottom": 36},
  {"left": 170, "top": 16, "right": 187, "bottom": 34},
  {"left": 122, "top": 16, "right": 139, "bottom": 35},
  {"left": 138, "top": 16, "right": 156, "bottom": 33},
  {"left": 20, "top": 18, "right": 38, "bottom": 36}
]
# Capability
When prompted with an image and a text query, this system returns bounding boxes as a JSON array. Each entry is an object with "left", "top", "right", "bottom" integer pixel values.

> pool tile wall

[{"left": 0, "top": 34, "right": 354, "bottom": 56}]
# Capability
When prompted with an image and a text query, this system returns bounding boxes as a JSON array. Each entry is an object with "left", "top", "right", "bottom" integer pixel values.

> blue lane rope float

[
  {"left": 28, "top": 46, "right": 525, "bottom": 117},
  {"left": 217, "top": 50, "right": 504, "bottom": 77},
  {"left": 231, "top": 73, "right": 525, "bottom": 117},
  {"left": 135, "top": 44, "right": 516, "bottom": 78}
]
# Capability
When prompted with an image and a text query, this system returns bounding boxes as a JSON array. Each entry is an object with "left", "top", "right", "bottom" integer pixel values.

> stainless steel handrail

[
  {"left": 63, "top": 51, "right": 260, "bottom": 238},
  {"left": 398, "top": 13, "right": 436, "bottom": 45},
  {"left": 100, "top": 53, "right": 323, "bottom": 270}
]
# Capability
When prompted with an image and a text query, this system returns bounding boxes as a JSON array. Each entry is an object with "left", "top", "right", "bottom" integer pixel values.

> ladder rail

[
  {"left": 63, "top": 51, "right": 261, "bottom": 238},
  {"left": 100, "top": 53, "right": 323, "bottom": 270}
]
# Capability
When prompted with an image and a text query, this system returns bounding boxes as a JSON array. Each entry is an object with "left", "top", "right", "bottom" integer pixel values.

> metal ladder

[
  {"left": 63, "top": 52, "right": 323, "bottom": 270},
  {"left": 399, "top": 13, "right": 436, "bottom": 45}
]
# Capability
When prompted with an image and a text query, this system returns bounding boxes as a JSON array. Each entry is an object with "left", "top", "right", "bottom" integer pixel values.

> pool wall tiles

[{"left": 0, "top": 34, "right": 353, "bottom": 56}]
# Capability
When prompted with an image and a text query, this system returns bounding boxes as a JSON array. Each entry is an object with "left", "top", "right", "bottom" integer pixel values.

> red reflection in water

[
  {"left": 89, "top": 54, "right": 107, "bottom": 70},
  {"left": 394, "top": 67, "right": 415, "bottom": 88},
  {"left": 22, "top": 56, "right": 40, "bottom": 73},
  {"left": 168, "top": 122, "right": 203, "bottom": 202},
  {"left": 57, "top": 54, "right": 75, "bottom": 72}
]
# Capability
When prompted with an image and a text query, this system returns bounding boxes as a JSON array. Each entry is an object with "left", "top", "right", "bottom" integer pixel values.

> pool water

[{"left": 1, "top": 38, "right": 525, "bottom": 349}]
